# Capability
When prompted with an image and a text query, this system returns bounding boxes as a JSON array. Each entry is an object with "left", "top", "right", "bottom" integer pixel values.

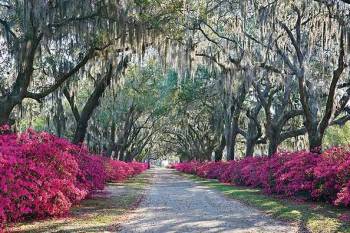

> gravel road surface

[{"left": 120, "top": 168, "right": 297, "bottom": 233}]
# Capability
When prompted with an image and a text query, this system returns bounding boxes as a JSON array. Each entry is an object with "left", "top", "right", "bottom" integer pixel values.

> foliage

[
  {"left": 172, "top": 147, "right": 350, "bottom": 207},
  {"left": 0, "top": 128, "right": 147, "bottom": 229},
  {"left": 324, "top": 123, "right": 350, "bottom": 147}
]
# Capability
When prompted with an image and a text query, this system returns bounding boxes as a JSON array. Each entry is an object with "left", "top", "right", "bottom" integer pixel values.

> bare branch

[
  {"left": 63, "top": 88, "right": 80, "bottom": 121},
  {"left": 48, "top": 11, "right": 100, "bottom": 28},
  {"left": 25, "top": 46, "right": 100, "bottom": 100},
  {"left": 319, "top": 28, "right": 346, "bottom": 135},
  {"left": 280, "top": 127, "right": 307, "bottom": 141},
  {"left": 279, "top": 8, "right": 303, "bottom": 66},
  {"left": 0, "top": 18, "right": 17, "bottom": 40},
  {"left": 195, "top": 53, "right": 227, "bottom": 70},
  {"left": 279, "top": 109, "right": 304, "bottom": 126}
]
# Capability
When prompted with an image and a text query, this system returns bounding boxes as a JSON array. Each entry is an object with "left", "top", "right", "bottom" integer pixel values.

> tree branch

[
  {"left": 319, "top": 28, "right": 346, "bottom": 135},
  {"left": 280, "top": 127, "right": 307, "bottom": 141},
  {"left": 0, "top": 18, "right": 17, "bottom": 40},
  {"left": 195, "top": 53, "right": 227, "bottom": 70},
  {"left": 279, "top": 7, "right": 303, "bottom": 66},
  {"left": 48, "top": 11, "right": 101, "bottom": 28},
  {"left": 63, "top": 88, "right": 80, "bottom": 121},
  {"left": 25, "top": 47, "right": 97, "bottom": 100},
  {"left": 278, "top": 109, "right": 304, "bottom": 126}
]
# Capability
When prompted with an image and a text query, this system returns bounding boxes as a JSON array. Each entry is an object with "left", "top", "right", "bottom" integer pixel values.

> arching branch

[{"left": 0, "top": 18, "right": 17, "bottom": 40}]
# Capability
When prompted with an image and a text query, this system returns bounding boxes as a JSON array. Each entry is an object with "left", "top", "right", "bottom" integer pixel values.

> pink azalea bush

[
  {"left": 173, "top": 161, "right": 201, "bottom": 174},
  {"left": 196, "top": 162, "right": 229, "bottom": 179},
  {"left": 312, "top": 147, "right": 350, "bottom": 205},
  {"left": 129, "top": 162, "right": 148, "bottom": 176},
  {"left": 0, "top": 127, "right": 147, "bottom": 229},
  {"left": 259, "top": 151, "right": 319, "bottom": 197},
  {"left": 105, "top": 160, "right": 147, "bottom": 182},
  {"left": 171, "top": 147, "right": 350, "bottom": 207}
]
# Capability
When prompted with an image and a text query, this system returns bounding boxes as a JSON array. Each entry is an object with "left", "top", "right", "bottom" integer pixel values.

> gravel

[{"left": 120, "top": 168, "right": 297, "bottom": 233}]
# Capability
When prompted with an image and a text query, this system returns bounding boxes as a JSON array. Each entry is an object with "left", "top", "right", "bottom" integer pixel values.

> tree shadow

[{"left": 120, "top": 169, "right": 295, "bottom": 233}]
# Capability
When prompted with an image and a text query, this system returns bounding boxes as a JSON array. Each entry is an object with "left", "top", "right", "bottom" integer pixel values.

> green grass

[
  {"left": 180, "top": 172, "right": 350, "bottom": 233},
  {"left": 9, "top": 172, "right": 152, "bottom": 233}
]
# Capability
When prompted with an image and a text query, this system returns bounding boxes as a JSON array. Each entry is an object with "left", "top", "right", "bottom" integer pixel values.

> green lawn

[
  {"left": 181, "top": 172, "right": 350, "bottom": 233},
  {"left": 8, "top": 172, "right": 152, "bottom": 233}
]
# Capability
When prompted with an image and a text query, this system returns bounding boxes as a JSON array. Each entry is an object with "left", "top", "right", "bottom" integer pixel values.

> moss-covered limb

[
  {"left": 8, "top": 172, "right": 152, "bottom": 233},
  {"left": 180, "top": 173, "right": 350, "bottom": 233}
]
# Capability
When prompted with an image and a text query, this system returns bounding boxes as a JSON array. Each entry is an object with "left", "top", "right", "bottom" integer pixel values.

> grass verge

[
  {"left": 8, "top": 172, "right": 152, "bottom": 233},
  {"left": 179, "top": 172, "right": 350, "bottom": 233}
]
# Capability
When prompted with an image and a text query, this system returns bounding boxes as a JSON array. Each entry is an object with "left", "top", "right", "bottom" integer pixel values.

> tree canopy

[{"left": 1, "top": 0, "right": 350, "bottom": 161}]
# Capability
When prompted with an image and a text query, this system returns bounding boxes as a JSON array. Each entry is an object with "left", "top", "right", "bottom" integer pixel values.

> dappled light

[{"left": 120, "top": 169, "right": 294, "bottom": 233}]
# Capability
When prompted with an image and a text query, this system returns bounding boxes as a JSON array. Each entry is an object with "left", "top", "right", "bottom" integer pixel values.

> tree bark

[
  {"left": 244, "top": 104, "right": 263, "bottom": 157},
  {"left": 308, "top": 129, "right": 323, "bottom": 153},
  {"left": 245, "top": 139, "right": 256, "bottom": 157},
  {"left": 107, "top": 121, "right": 116, "bottom": 156},
  {"left": 225, "top": 84, "right": 246, "bottom": 160},
  {"left": 73, "top": 122, "right": 89, "bottom": 145},
  {"left": 268, "top": 137, "right": 279, "bottom": 156},
  {"left": 214, "top": 135, "right": 226, "bottom": 161},
  {"left": 226, "top": 127, "right": 239, "bottom": 160},
  {"left": 0, "top": 101, "right": 16, "bottom": 126}
]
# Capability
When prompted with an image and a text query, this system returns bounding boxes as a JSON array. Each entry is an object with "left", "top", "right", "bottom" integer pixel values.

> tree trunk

[
  {"left": 124, "top": 151, "right": 135, "bottom": 162},
  {"left": 268, "top": 138, "right": 279, "bottom": 156},
  {"left": 308, "top": 131, "right": 323, "bottom": 153},
  {"left": 244, "top": 104, "right": 262, "bottom": 157},
  {"left": 119, "top": 152, "right": 125, "bottom": 161},
  {"left": 226, "top": 129, "right": 238, "bottom": 160},
  {"left": 245, "top": 139, "right": 256, "bottom": 157},
  {"left": 214, "top": 135, "right": 226, "bottom": 161},
  {"left": 119, "top": 145, "right": 126, "bottom": 161},
  {"left": 106, "top": 121, "right": 116, "bottom": 156},
  {"left": 54, "top": 98, "right": 65, "bottom": 137},
  {"left": 245, "top": 118, "right": 260, "bottom": 157},
  {"left": 225, "top": 129, "right": 233, "bottom": 160},
  {"left": 72, "top": 122, "right": 88, "bottom": 144},
  {"left": 0, "top": 101, "right": 15, "bottom": 126}
]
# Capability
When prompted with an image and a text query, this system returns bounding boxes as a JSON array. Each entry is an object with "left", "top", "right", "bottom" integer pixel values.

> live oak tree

[
  {"left": 0, "top": 0, "right": 161, "bottom": 125},
  {"left": 254, "top": 76, "right": 305, "bottom": 155},
  {"left": 0, "top": 1, "right": 110, "bottom": 125},
  {"left": 64, "top": 54, "right": 129, "bottom": 144},
  {"left": 2, "top": 0, "right": 350, "bottom": 161},
  {"left": 269, "top": 2, "right": 350, "bottom": 151}
]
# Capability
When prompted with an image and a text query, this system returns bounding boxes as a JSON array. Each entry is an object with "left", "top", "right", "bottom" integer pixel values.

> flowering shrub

[
  {"left": 0, "top": 128, "right": 147, "bottom": 229},
  {"left": 170, "top": 148, "right": 350, "bottom": 207},
  {"left": 196, "top": 162, "right": 229, "bottom": 179},
  {"left": 105, "top": 160, "right": 147, "bottom": 182},
  {"left": 129, "top": 162, "right": 148, "bottom": 176},
  {"left": 227, "top": 157, "right": 268, "bottom": 187},
  {"left": 312, "top": 147, "right": 350, "bottom": 205},
  {"left": 262, "top": 151, "right": 319, "bottom": 197},
  {"left": 173, "top": 161, "right": 201, "bottom": 174}
]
